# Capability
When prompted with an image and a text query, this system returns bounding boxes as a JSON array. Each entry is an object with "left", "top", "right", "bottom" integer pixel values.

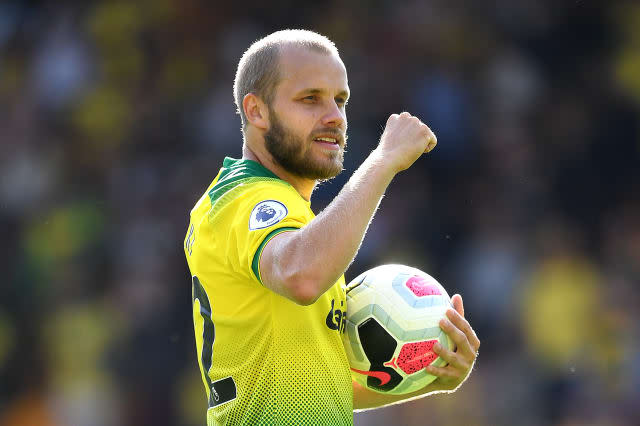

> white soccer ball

[{"left": 343, "top": 264, "right": 454, "bottom": 395}]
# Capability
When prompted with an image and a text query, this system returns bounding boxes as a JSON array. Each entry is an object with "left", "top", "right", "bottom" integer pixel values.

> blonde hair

[{"left": 233, "top": 29, "right": 340, "bottom": 128}]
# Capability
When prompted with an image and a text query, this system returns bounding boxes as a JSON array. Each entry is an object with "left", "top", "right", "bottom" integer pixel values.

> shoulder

[
  {"left": 208, "top": 157, "right": 284, "bottom": 202},
  {"left": 207, "top": 158, "right": 310, "bottom": 225}
]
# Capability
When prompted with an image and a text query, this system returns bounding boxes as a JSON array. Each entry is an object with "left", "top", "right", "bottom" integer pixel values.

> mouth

[{"left": 312, "top": 134, "right": 344, "bottom": 150}]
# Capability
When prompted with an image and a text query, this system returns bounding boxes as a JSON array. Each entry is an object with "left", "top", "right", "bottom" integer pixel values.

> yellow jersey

[{"left": 184, "top": 157, "right": 353, "bottom": 425}]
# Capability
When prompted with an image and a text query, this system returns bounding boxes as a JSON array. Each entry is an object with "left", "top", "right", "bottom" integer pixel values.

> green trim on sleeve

[{"left": 251, "top": 227, "right": 299, "bottom": 285}]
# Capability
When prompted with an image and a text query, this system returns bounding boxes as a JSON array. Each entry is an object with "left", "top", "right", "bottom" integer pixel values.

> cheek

[
  {"left": 291, "top": 115, "right": 318, "bottom": 138},
  {"left": 298, "top": 107, "right": 321, "bottom": 122},
  {"left": 274, "top": 103, "right": 320, "bottom": 138}
]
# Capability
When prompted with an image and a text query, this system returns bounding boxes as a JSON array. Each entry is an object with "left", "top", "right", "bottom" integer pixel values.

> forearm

[
  {"left": 262, "top": 112, "right": 436, "bottom": 304},
  {"left": 352, "top": 379, "right": 454, "bottom": 411},
  {"left": 277, "top": 149, "right": 395, "bottom": 300}
]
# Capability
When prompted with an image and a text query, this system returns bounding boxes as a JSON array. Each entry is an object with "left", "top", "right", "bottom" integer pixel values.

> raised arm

[{"left": 260, "top": 113, "right": 437, "bottom": 305}]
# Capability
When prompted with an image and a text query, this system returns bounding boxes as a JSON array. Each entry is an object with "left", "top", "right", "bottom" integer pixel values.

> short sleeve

[{"left": 215, "top": 182, "right": 313, "bottom": 285}]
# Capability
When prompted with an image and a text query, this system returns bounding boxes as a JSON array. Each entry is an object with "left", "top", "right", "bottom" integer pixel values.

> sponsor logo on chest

[{"left": 326, "top": 298, "right": 347, "bottom": 333}]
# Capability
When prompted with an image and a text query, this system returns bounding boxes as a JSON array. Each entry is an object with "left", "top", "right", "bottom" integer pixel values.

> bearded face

[{"left": 264, "top": 105, "right": 346, "bottom": 181}]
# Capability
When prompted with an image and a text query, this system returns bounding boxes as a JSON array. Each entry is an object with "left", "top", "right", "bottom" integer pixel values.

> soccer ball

[{"left": 343, "top": 264, "right": 454, "bottom": 395}]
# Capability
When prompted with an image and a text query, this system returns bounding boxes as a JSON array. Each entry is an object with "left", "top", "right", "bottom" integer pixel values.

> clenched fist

[{"left": 376, "top": 112, "right": 437, "bottom": 174}]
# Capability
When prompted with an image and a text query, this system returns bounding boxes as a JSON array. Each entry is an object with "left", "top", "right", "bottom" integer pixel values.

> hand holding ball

[{"left": 343, "top": 264, "right": 454, "bottom": 395}]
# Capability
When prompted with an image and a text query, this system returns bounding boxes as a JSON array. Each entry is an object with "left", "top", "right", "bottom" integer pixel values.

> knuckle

[
  {"left": 461, "top": 318, "right": 471, "bottom": 330},
  {"left": 467, "top": 328, "right": 476, "bottom": 340},
  {"left": 459, "top": 324, "right": 469, "bottom": 336}
]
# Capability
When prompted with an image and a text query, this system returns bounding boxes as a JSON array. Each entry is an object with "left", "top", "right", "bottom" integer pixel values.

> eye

[
  {"left": 336, "top": 97, "right": 347, "bottom": 106},
  {"left": 302, "top": 95, "right": 317, "bottom": 102}
]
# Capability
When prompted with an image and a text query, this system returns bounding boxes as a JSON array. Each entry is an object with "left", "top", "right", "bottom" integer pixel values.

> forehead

[{"left": 275, "top": 46, "right": 349, "bottom": 96}]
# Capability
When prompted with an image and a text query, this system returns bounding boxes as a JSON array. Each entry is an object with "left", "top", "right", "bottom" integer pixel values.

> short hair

[{"left": 233, "top": 29, "right": 340, "bottom": 129}]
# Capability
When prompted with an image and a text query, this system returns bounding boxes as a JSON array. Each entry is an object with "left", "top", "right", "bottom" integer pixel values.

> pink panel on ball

[
  {"left": 396, "top": 340, "right": 438, "bottom": 375},
  {"left": 405, "top": 276, "right": 441, "bottom": 297}
]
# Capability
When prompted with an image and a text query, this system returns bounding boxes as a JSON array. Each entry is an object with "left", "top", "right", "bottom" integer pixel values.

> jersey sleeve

[{"left": 216, "top": 183, "right": 312, "bottom": 286}]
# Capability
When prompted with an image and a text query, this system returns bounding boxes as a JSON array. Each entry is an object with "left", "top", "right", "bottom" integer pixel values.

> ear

[{"left": 243, "top": 93, "right": 269, "bottom": 130}]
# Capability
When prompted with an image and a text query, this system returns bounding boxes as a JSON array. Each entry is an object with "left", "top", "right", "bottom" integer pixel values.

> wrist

[{"left": 367, "top": 148, "right": 399, "bottom": 181}]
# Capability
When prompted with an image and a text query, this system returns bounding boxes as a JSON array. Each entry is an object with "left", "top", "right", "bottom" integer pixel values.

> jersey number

[
  {"left": 192, "top": 276, "right": 217, "bottom": 406},
  {"left": 192, "top": 276, "right": 237, "bottom": 408}
]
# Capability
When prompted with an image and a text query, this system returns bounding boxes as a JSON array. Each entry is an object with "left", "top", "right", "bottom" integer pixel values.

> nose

[{"left": 321, "top": 101, "right": 345, "bottom": 128}]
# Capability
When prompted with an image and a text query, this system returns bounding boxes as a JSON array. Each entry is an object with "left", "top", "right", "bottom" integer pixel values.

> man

[{"left": 184, "top": 29, "right": 480, "bottom": 425}]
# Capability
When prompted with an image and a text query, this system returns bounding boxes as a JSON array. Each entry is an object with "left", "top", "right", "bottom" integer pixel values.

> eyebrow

[{"left": 300, "top": 88, "right": 350, "bottom": 100}]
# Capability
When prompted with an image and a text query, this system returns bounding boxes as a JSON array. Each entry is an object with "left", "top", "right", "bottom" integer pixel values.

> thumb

[{"left": 451, "top": 294, "right": 464, "bottom": 318}]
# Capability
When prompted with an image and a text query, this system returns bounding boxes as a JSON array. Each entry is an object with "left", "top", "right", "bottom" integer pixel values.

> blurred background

[{"left": 1, "top": 0, "right": 639, "bottom": 425}]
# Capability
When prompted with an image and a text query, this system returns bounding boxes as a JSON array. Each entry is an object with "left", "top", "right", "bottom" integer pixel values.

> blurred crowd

[{"left": 1, "top": 1, "right": 639, "bottom": 425}]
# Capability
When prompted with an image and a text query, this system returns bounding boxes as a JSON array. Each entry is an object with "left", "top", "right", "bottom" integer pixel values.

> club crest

[{"left": 249, "top": 200, "right": 288, "bottom": 230}]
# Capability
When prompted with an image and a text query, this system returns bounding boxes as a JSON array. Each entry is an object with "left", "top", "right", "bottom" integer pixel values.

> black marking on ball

[
  {"left": 358, "top": 317, "right": 397, "bottom": 362},
  {"left": 358, "top": 317, "right": 403, "bottom": 391},
  {"left": 367, "top": 366, "right": 403, "bottom": 392}
]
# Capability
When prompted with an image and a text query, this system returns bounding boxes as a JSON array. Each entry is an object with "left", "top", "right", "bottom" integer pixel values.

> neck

[{"left": 242, "top": 144, "right": 316, "bottom": 202}]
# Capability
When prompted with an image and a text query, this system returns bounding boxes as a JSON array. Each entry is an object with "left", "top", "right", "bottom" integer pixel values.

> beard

[{"left": 264, "top": 107, "right": 346, "bottom": 181}]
